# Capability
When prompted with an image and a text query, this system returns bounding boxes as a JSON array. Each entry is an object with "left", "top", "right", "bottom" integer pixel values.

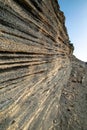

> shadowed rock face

[
  {"left": 53, "top": 56, "right": 87, "bottom": 130},
  {"left": 0, "top": 0, "right": 87, "bottom": 130}
]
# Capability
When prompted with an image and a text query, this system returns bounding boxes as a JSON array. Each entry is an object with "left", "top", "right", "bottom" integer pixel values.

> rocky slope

[
  {"left": 0, "top": 0, "right": 87, "bottom": 130},
  {"left": 53, "top": 56, "right": 87, "bottom": 130}
]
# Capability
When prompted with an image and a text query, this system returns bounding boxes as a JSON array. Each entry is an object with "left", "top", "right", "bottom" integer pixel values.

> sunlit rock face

[{"left": 0, "top": 0, "right": 87, "bottom": 130}]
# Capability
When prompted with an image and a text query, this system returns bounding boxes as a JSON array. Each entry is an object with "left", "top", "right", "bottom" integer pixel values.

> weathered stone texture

[
  {"left": 0, "top": 0, "right": 87, "bottom": 130},
  {"left": 52, "top": 56, "right": 87, "bottom": 130}
]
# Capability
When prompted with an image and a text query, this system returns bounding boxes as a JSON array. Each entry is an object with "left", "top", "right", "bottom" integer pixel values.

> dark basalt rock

[{"left": 0, "top": 0, "right": 87, "bottom": 130}]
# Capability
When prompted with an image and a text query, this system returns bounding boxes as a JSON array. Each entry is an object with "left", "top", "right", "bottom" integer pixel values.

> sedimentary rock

[
  {"left": 53, "top": 56, "right": 87, "bottom": 130},
  {"left": 0, "top": 0, "right": 87, "bottom": 130}
]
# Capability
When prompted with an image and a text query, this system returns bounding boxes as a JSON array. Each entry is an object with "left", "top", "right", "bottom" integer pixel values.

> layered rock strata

[{"left": 0, "top": 0, "right": 87, "bottom": 130}]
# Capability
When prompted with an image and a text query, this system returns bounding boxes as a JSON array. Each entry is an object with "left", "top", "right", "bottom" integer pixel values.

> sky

[{"left": 58, "top": 0, "right": 87, "bottom": 62}]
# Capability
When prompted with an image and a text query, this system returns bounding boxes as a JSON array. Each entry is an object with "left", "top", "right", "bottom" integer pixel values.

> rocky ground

[{"left": 53, "top": 56, "right": 87, "bottom": 130}]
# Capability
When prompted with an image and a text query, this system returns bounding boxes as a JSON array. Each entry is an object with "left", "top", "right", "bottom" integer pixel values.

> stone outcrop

[{"left": 0, "top": 0, "right": 87, "bottom": 130}]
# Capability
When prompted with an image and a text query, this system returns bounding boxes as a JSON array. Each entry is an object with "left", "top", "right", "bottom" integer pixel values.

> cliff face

[{"left": 0, "top": 0, "right": 87, "bottom": 130}]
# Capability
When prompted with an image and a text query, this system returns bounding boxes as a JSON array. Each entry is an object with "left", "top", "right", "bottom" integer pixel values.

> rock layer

[
  {"left": 0, "top": 0, "right": 87, "bottom": 130},
  {"left": 53, "top": 56, "right": 87, "bottom": 130}
]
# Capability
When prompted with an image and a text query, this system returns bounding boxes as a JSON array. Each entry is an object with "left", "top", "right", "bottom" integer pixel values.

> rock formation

[{"left": 0, "top": 0, "right": 87, "bottom": 130}]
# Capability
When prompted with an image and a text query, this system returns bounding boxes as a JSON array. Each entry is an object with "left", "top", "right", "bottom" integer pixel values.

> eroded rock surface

[
  {"left": 0, "top": 0, "right": 87, "bottom": 130},
  {"left": 53, "top": 56, "right": 87, "bottom": 130}
]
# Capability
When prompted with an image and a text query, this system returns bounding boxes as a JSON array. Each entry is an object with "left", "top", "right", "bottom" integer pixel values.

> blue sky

[{"left": 58, "top": 0, "right": 87, "bottom": 62}]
